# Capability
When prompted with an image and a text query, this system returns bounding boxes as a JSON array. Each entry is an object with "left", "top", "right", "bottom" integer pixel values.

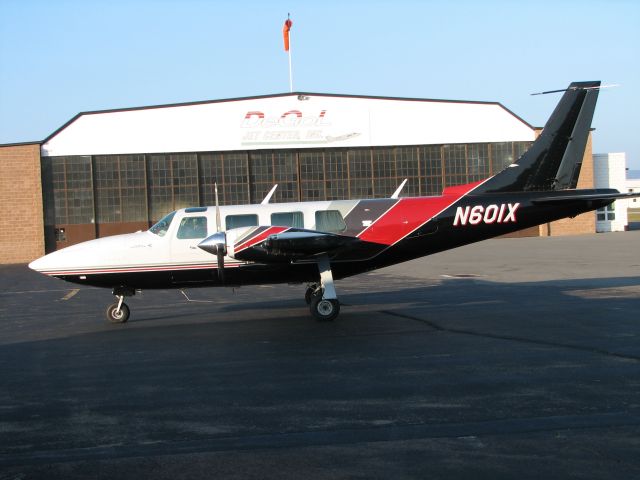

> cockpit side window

[
  {"left": 177, "top": 216, "right": 208, "bottom": 239},
  {"left": 149, "top": 211, "right": 176, "bottom": 237}
]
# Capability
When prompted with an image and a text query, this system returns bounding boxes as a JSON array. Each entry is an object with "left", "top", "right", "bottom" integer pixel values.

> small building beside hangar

[{"left": 0, "top": 91, "right": 596, "bottom": 264}]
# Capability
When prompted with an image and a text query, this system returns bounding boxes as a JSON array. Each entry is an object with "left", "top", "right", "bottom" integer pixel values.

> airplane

[{"left": 29, "top": 81, "right": 640, "bottom": 324}]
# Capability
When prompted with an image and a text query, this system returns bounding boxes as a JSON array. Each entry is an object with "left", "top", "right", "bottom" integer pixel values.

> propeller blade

[
  {"left": 217, "top": 249, "right": 225, "bottom": 282},
  {"left": 214, "top": 182, "right": 222, "bottom": 233}
]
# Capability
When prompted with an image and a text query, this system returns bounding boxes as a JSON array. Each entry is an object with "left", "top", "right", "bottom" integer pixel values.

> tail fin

[{"left": 476, "top": 81, "right": 600, "bottom": 193}]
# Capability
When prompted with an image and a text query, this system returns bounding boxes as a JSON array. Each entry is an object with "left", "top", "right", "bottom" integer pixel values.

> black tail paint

[{"left": 476, "top": 81, "right": 601, "bottom": 194}]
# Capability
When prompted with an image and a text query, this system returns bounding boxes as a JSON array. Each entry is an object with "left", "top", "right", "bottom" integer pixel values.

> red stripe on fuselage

[
  {"left": 234, "top": 226, "right": 289, "bottom": 252},
  {"left": 357, "top": 180, "right": 484, "bottom": 246}
]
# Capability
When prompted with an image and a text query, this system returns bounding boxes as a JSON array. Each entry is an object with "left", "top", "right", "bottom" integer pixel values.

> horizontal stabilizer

[{"left": 532, "top": 190, "right": 640, "bottom": 206}]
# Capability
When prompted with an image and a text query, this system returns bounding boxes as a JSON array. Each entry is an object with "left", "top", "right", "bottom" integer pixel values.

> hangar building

[{"left": 0, "top": 91, "right": 596, "bottom": 264}]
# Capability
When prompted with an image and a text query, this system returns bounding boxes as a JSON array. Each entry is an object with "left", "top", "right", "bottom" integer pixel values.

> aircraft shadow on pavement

[{"left": 211, "top": 274, "right": 640, "bottom": 315}]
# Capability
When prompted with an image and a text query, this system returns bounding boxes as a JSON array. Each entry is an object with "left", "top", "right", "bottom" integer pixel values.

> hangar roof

[{"left": 41, "top": 92, "right": 535, "bottom": 157}]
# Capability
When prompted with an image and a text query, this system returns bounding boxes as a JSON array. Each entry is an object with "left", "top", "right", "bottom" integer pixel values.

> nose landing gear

[{"left": 106, "top": 287, "right": 135, "bottom": 324}]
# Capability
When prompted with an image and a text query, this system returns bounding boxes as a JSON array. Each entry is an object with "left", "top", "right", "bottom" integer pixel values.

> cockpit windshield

[{"left": 149, "top": 211, "right": 176, "bottom": 237}]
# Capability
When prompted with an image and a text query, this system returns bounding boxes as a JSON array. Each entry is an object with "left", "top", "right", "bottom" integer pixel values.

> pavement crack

[{"left": 380, "top": 310, "right": 640, "bottom": 362}]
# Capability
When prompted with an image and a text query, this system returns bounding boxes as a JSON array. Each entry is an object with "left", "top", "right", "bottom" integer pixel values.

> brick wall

[
  {"left": 0, "top": 144, "right": 45, "bottom": 264},
  {"left": 544, "top": 132, "right": 595, "bottom": 236}
]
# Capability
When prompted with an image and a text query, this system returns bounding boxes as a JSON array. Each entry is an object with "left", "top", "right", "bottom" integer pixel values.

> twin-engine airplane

[{"left": 29, "top": 81, "right": 640, "bottom": 323}]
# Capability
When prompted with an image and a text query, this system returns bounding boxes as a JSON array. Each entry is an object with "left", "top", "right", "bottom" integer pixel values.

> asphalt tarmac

[{"left": 1, "top": 231, "right": 639, "bottom": 479}]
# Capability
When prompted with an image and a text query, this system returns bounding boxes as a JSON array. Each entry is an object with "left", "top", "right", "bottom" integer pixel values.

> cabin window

[
  {"left": 315, "top": 210, "right": 346, "bottom": 233},
  {"left": 226, "top": 214, "right": 259, "bottom": 230},
  {"left": 177, "top": 216, "right": 208, "bottom": 239},
  {"left": 149, "top": 211, "right": 176, "bottom": 237},
  {"left": 271, "top": 211, "right": 304, "bottom": 228},
  {"left": 596, "top": 203, "right": 615, "bottom": 222}
]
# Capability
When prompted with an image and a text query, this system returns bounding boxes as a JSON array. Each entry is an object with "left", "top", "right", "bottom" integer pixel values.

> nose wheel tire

[
  {"left": 310, "top": 297, "right": 340, "bottom": 322},
  {"left": 106, "top": 302, "right": 130, "bottom": 323}
]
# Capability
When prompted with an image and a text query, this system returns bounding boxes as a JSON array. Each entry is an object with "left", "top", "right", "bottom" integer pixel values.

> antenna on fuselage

[
  {"left": 261, "top": 184, "right": 279, "bottom": 204},
  {"left": 391, "top": 179, "right": 408, "bottom": 199}
]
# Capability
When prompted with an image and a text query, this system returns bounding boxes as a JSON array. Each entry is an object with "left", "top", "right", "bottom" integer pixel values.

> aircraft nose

[
  {"left": 28, "top": 249, "right": 69, "bottom": 274},
  {"left": 28, "top": 240, "right": 96, "bottom": 274},
  {"left": 28, "top": 233, "right": 139, "bottom": 275},
  {"left": 28, "top": 255, "right": 45, "bottom": 272}
]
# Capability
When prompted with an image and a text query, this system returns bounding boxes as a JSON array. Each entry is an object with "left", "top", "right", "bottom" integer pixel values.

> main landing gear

[
  {"left": 106, "top": 287, "right": 135, "bottom": 324},
  {"left": 305, "top": 255, "right": 340, "bottom": 322}
]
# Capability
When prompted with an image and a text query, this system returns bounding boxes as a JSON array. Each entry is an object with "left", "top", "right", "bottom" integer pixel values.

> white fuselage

[{"left": 29, "top": 200, "right": 360, "bottom": 276}]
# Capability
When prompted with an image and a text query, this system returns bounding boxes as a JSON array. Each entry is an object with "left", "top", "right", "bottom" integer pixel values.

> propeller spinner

[{"left": 198, "top": 231, "right": 227, "bottom": 282}]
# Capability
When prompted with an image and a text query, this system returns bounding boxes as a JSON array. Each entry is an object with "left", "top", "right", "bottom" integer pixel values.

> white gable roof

[{"left": 42, "top": 93, "right": 535, "bottom": 157}]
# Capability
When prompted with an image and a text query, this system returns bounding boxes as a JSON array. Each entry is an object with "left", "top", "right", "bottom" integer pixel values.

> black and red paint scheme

[{"left": 29, "top": 81, "right": 639, "bottom": 323}]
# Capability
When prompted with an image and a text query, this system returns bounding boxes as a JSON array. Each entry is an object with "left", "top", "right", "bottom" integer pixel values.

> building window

[
  {"left": 420, "top": 145, "right": 442, "bottom": 195},
  {"left": 491, "top": 142, "right": 514, "bottom": 173},
  {"left": 199, "top": 153, "right": 224, "bottom": 207},
  {"left": 443, "top": 144, "right": 466, "bottom": 187},
  {"left": 147, "top": 153, "right": 199, "bottom": 222},
  {"left": 222, "top": 152, "right": 249, "bottom": 205},
  {"left": 396, "top": 147, "right": 420, "bottom": 197},
  {"left": 94, "top": 155, "right": 146, "bottom": 224},
  {"left": 273, "top": 151, "right": 299, "bottom": 202},
  {"left": 249, "top": 151, "right": 274, "bottom": 204},
  {"left": 300, "top": 150, "right": 325, "bottom": 201},
  {"left": 372, "top": 148, "right": 397, "bottom": 198},
  {"left": 467, "top": 144, "right": 489, "bottom": 181},
  {"left": 42, "top": 140, "right": 540, "bottom": 244},
  {"left": 247, "top": 151, "right": 299, "bottom": 203},
  {"left": 325, "top": 150, "right": 348, "bottom": 200},
  {"left": 172, "top": 154, "right": 199, "bottom": 210},
  {"left": 48, "top": 156, "right": 94, "bottom": 225},
  {"left": 597, "top": 203, "right": 615, "bottom": 221},
  {"left": 349, "top": 148, "right": 373, "bottom": 198}
]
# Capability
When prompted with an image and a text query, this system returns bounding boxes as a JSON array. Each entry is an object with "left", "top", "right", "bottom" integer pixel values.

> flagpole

[
  {"left": 288, "top": 41, "right": 293, "bottom": 92},
  {"left": 284, "top": 14, "right": 293, "bottom": 92}
]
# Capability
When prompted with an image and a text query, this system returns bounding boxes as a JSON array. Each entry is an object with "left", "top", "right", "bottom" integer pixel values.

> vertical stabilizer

[{"left": 476, "top": 81, "right": 600, "bottom": 193}]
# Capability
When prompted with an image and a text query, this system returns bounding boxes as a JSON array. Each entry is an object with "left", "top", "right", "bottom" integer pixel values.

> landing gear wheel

[
  {"left": 106, "top": 302, "right": 130, "bottom": 324},
  {"left": 305, "top": 285, "right": 320, "bottom": 305},
  {"left": 310, "top": 297, "right": 340, "bottom": 322}
]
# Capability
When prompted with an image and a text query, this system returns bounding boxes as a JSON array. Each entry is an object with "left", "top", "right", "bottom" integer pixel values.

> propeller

[
  {"left": 213, "top": 183, "right": 227, "bottom": 283},
  {"left": 210, "top": 183, "right": 227, "bottom": 282}
]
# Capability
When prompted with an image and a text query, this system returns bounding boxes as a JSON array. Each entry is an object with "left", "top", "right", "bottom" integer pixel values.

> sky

[{"left": 1, "top": 0, "right": 639, "bottom": 167}]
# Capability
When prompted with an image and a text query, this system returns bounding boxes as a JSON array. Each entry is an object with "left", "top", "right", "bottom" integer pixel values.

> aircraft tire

[
  {"left": 106, "top": 302, "right": 130, "bottom": 324},
  {"left": 310, "top": 297, "right": 340, "bottom": 322}
]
